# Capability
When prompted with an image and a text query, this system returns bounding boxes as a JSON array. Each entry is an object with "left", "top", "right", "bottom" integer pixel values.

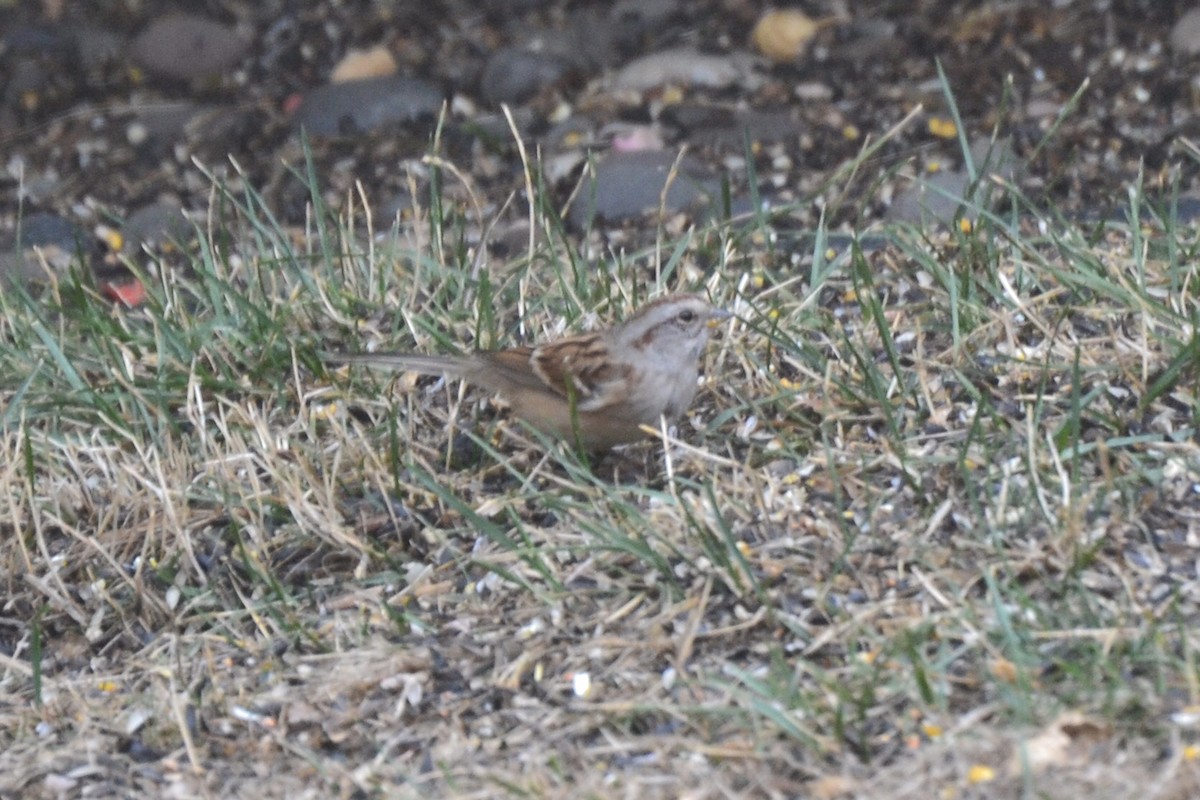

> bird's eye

[{"left": 677, "top": 309, "right": 696, "bottom": 323}]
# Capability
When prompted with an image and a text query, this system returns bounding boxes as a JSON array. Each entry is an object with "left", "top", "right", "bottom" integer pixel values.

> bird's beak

[{"left": 707, "top": 308, "right": 733, "bottom": 327}]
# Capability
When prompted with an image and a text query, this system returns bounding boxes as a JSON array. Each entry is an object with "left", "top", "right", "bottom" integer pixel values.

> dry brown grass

[{"left": 3, "top": 155, "right": 1200, "bottom": 799}]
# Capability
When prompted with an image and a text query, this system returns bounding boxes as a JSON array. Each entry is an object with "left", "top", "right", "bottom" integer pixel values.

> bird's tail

[{"left": 321, "top": 351, "right": 467, "bottom": 376}]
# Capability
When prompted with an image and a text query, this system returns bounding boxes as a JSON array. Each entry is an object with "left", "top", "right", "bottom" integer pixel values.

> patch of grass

[{"left": 2, "top": 120, "right": 1200, "bottom": 799}]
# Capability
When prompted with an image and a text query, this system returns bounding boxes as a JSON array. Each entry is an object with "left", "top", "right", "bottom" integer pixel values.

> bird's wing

[{"left": 523, "top": 337, "right": 632, "bottom": 411}]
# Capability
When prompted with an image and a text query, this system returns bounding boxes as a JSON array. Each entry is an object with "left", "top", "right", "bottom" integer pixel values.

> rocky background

[{"left": 3, "top": 0, "right": 1200, "bottom": 297}]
